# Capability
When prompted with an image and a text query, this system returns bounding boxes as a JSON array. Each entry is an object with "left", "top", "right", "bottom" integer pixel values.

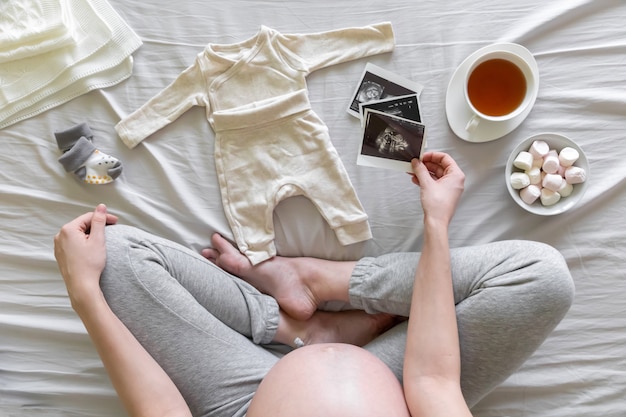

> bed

[{"left": 1, "top": 0, "right": 625, "bottom": 415}]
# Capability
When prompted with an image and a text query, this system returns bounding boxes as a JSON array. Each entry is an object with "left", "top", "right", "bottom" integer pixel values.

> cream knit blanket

[
  {"left": 0, "top": 0, "right": 75, "bottom": 63},
  {"left": 0, "top": 0, "right": 142, "bottom": 128}
]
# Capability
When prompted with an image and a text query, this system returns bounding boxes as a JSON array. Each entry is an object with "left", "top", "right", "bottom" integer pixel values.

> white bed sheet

[{"left": 1, "top": 0, "right": 625, "bottom": 416}]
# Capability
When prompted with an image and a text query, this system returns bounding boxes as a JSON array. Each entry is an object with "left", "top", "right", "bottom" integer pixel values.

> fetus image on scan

[
  {"left": 360, "top": 110, "right": 424, "bottom": 164},
  {"left": 357, "top": 81, "right": 384, "bottom": 103},
  {"left": 375, "top": 126, "right": 410, "bottom": 158}
]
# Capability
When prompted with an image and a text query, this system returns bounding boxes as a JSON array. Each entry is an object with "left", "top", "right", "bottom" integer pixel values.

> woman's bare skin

[
  {"left": 203, "top": 233, "right": 400, "bottom": 348},
  {"left": 202, "top": 233, "right": 354, "bottom": 321},
  {"left": 247, "top": 342, "right": 412, "bottom": 417}
]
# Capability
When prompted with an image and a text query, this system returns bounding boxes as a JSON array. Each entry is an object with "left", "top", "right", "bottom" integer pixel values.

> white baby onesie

[{"left": 115, "top": 23, "right": 395, "bottom": 264}]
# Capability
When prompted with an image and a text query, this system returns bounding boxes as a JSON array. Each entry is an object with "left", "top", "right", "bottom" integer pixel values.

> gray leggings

[{"left": 100, "top": 224, "right": 574, "bottom": 417}]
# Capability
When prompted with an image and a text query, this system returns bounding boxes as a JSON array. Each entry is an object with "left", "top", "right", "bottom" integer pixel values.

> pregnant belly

[{"left": 247, "top": 343, "right": 410, "bottom": 417}]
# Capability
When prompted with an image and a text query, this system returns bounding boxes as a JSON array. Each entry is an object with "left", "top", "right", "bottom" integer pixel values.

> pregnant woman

[{"left": 54, "top": 151, "right": 573, "bottom": 417}]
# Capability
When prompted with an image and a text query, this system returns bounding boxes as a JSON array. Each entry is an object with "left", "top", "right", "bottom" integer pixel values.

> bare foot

[
  {"left": 202, "top": 233, "right": 323, "bottom": 321},
  {"left": 282, "top": 310, "right": 402, "bottom": 348}
]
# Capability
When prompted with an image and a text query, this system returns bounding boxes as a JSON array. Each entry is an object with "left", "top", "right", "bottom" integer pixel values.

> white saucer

[{"left": 445, "top": 43, "right": 539, "bottom": 143}]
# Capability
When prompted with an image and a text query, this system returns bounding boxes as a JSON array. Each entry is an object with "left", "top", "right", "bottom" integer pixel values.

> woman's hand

[
  {"left": 55, "top": 205, "right": 193, "bottom": 417},
  {"left": 54, "top": 204, "right": 118, "bottom": 310},
  {"left": 409, "top": 151, "right": 465, "bottom": 226}
]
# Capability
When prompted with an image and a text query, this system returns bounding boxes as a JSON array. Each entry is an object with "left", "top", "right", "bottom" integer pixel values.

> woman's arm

[
  {"left": 55, "top": 205, "right": 192, "bottom": 417},
  {"left": 403, "top": 153, "right": 472, "bottom": 417}
]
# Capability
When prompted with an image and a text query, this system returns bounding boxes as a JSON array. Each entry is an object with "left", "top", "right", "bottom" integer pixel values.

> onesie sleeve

[
  {"left": 280, "top": 22, "right": 395, "bottom": 73},
  {"left": 115, "top": 56, "right": 208, "bottom": 149}
]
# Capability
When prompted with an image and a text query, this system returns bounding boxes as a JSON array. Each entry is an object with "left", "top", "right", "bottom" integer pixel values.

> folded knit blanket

[
  {"left": 0, "top": 0, "right": 75, "bottom": 63},
  {"left": 0, "top": 0, "right": 142, "bottom": 129}
]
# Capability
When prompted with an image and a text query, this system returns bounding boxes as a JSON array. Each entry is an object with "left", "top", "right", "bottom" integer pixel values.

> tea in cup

[{"left": 464, "top": 49, "right": 537, "bottom": 132}]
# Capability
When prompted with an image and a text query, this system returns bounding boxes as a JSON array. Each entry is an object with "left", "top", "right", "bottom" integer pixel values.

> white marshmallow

[
  {"left": 510, "top": 172, "right": 531, "bottom": 189},
  {"left": 540, "top": 188, "right": 561, "bottom": 206},
  {"left": 558, "top": 181, "right": 574, "bottom": 197},
  {"left": 510, "top": 141, "right": 586, "bottom": 209},
  {"left": 520, "top": 184, "right": 541, "bottom": 205},
  {"left": 565, "top": 166, "right": 587, "bottom": 184},
  {"left": 542, "top": 173, "right": 564, "bottom": 192},
  {"left": 542, "top": 150, "right": 560, "bottom": 174},
  {"left": 559, "top": 146, "right": 580, "bottom": 167},
  {"left": 513, "top": 151, "right": 534, "bottom": 171},
  {"left": 529, "top": 140, "right": 550, "bottom": 158},
  {"left": 526, "top": 166, "right": 542, "bottom": 185}
]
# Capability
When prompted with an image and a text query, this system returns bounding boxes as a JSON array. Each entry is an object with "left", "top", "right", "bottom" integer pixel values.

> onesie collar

[{"left": 204, "top": 25, "right": 269, "bottom": 67}]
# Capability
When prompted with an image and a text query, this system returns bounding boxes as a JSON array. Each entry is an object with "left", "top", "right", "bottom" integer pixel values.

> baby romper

[{"left": 115, "top": 23, "right": 395, "bottom": 264}]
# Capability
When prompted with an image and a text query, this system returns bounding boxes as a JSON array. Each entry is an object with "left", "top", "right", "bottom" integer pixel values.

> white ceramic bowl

[{"left": 505, "top": 133, "right": 589, "bottom": 215}]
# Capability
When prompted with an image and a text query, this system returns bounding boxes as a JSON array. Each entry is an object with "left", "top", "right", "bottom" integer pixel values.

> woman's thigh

[
  {"left": 358, "top": 240, "right": 574, "bottom": 407},
  {"left": 100, "top": 224, "right": 282, "bottom": 417}
]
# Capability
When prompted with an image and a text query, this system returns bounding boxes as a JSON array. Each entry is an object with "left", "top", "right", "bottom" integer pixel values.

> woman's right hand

[
  {"left": 409, "top": 151, "right": 465, "bottom": 226},
  {"left": 54, "top": 204, "right": 118, "bottom": 310}
]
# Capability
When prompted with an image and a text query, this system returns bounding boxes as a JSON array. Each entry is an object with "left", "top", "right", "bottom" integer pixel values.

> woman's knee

[
  {"left": 100, "top": 224, "right": 146, "bottom": 299},
  {"left": 467, "top": 240, "right": 575, "bottom": 320},
  {"left": 103, "top": 224, "right": 158, "bottom": 265},
  {"left": 104, "top": 223, "right": 142, "bottom": 248},
  {"left": 519, "top": 240, "right": 575, "bottom": 318}
]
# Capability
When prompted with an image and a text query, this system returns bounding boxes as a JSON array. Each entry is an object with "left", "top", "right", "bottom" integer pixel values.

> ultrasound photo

[
  {"left": 357, "top": 109, "right": 426, "bottom": 172},
  {"left": 347, "top": 63, "right": 423, "bottom": 119}
]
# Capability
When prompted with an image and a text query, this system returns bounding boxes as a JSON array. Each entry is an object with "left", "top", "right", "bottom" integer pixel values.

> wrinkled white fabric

[{"left": 1, "top": 1, "right": 625, "bottom": 416}]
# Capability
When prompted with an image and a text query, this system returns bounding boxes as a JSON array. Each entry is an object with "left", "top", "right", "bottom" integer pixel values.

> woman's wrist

[
  {"left": 423, "top": 214, "right": 451, "bottom": 231},
  {"left": 68, "top": 276, "right": 106, "bottom": 316}
]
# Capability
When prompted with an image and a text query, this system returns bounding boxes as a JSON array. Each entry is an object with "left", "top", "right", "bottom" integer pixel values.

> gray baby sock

[{"left": 55, "top": 123, "right": 123, "bottom": 184}]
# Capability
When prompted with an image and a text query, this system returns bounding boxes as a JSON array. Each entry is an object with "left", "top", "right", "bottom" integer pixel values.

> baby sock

[{"left": 55, "top": 123, "right": 123, "bottom": 184}]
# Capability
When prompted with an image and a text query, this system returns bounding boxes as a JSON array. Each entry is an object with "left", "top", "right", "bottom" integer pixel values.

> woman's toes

[
  {"left": 208, "top": 233, "right": 251, "bottom": 277},
  {"left": 201, "top": 248, "right": 217, "bottom": 261},
  {"left": 210, "top": 233, "right": 237, "bottom": 254}
]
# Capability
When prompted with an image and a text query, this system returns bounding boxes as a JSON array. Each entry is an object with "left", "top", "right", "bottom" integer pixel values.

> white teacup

[{"left": 464, "top": 49, "right": 537, "bottom": 132}]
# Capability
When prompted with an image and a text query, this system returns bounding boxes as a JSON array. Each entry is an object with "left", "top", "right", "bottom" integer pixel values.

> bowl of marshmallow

[{"left": 505, "top": 133, "right": 589, "bottom": 215}]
